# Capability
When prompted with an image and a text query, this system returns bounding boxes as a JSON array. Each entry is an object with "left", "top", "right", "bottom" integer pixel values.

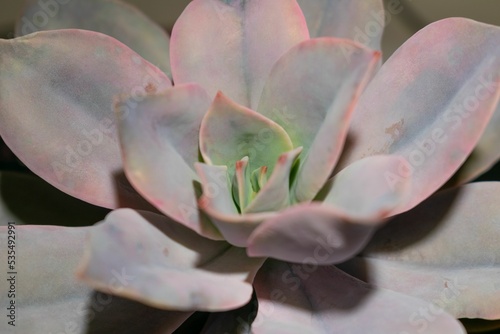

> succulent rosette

[{"left": 0, "top": 0, "right": 499, "bottom": 333}]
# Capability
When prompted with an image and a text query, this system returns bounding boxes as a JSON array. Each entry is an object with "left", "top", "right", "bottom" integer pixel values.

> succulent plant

[{"left": 0, "top": 0, "right": 499, "bottom": 333}]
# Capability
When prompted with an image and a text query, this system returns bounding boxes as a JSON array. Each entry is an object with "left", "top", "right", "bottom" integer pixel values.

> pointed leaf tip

[{"left": 199, "top": 92, "right": 293, "bottom": 179}]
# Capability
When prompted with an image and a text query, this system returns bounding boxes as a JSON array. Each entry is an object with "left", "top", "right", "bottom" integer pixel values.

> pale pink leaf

[
  {"left": 297, "top": 0, "right": 385, "bottom": 50},
  {"left": 0, "top": 30, "right": 172, "bottom": 209},
  {"left": 247, "top": 203, "right": 374, "bottom": 264},
  {"left": 77, "top": 209, "right": 264, "bottom": 311},
  {"left": 340, "top": 182, "right": 500, "bottom": 319},
  {"left": 338, "top": 18, "right": 500, "bottom": 213},
  {"left": 171, "top": 0, "right": 309, "bottom": 108},
  {"left": 257, "top": 38, "right": 380, "bottom": 202},
  {"left": 0, "top": 225, "right": 190, "bottom": 333},
  {"left": 117, "top": 84, "right": 221, "bottom": 239},
  {"left": 251, "top": 260, "right": 465, "bottom": 333},
  {"left": 318, "top": 155, "right": 411, "bottom": 222},
  {"left": 16, "top": 0, "right": 172, "bottom": 76}
]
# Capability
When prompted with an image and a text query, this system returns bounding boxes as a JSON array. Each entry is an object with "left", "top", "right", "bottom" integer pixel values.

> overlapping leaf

[
  {"left": 16, "top": 0, "right": 172, "bottom": 76},
  {"left": 0, "top": 30, "right": 171, "bottom": 209},
  {"left": 340, "top": 182, "right": 500, "bottom": 319}
]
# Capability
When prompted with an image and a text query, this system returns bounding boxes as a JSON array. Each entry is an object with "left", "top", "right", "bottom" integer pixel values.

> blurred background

[{"left": 2, "top": 0, "right": 500, "bottom": 57}]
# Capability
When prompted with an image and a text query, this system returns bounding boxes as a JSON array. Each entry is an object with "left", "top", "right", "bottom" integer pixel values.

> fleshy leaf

[
  {"left": 77, "top": 209, "right": 264, "bottom": 312},
  {"left": 318, "top": 155, "right": 411, "bottom": 222},
  {"left": 337, "top": 18, "right": 500, "bottom": 214},
  {"left": 117, "top": 84, "right": 221, "bottom": 239},
  {"left": 196, "top": 163, "right": 277, "bottom": 247},
  {"left": 170, "top": 0, "right": 309, "bottom": 108},
  {"left": 251, "top": 260, "right": 466, "bottom": 333},
  {"left": 245, "top": 147, "right": 302, "bottom": 214},
  {"left": 232, "top": 156, "right": 252, "bottom": 211},
  {"left": 450, "top": 104, "right": 500, "bottom": 185},
  {"left": 297, "top": 0, "right": 385, "bottom": 50},
  {"left": 0, "top": 171, "right": 108, "bottom": 226},
  {"left": 196, "top": 164, "right": 238, "bottom": 217},
  {"left": 0, "top": 30, "right": 172, "bottom": 209},
  {"left": 16, "top": 0, "right": 172, "bottom": 77},
  {"left": 339, "top": 182, "right": 500, "bottom": 320},
  {"left": 0, "top": 225, "right": 191, "bottom": 333},
  {"left": 247, "top": 203, "right": 374, "bottom": 264},
  {"left": 251, "top": 166, "right": 268, "bottom": 193},
  {"left": 257, "top": 38, "right": 380, "bottom": 202},
  {"left": 199, "top": 92, "right": 293, "bottom": 179}
]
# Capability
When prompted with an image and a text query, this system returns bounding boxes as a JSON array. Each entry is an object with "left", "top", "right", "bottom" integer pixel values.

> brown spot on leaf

[
  {"left": 163, "top": 247, "right": 169, "bottom": 257},
  {"left": 145, "top": 82, "right": 157, "bottom": 94},
  {"left": 385, "top": 119, "right": 404, "bottom": 140}
]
